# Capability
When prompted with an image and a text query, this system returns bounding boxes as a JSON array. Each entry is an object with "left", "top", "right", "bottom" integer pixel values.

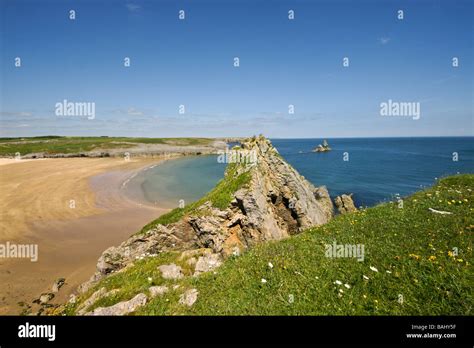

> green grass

[
  {"left": 66, "top": 174, "right": 473, "bottom": 316},
  {"left": 0, "top": 136, "right": 214, "bottom": 156},
  {"left": 138, "top": 163, "right": 252, "bottom": 232}
]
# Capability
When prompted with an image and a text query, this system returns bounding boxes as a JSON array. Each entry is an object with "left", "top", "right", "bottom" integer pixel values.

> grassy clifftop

[{"left": 66, "top": 174, "right": 473, "bottom": 315}]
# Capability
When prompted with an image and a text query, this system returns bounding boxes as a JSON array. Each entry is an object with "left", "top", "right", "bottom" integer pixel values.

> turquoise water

[
  {"left": 126, "top": 155, "right": 226, "bottom": 208},
  {"left": 127, "top": 137, "right": 473, "bottom": 208}
]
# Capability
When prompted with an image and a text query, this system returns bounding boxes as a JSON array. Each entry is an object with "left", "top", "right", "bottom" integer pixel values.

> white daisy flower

[
  {"left": 147, "top": 277, "right": 152, "bottom": 282},
  {"left": 370, "top": 266, "right": 378, "bottom": 272},
  {"left": 268, "top": 262, "right": 274, "bottom": 269},
  {"left": 344, "top": 284, "right": 351, "bottom": 289},
  {"left": 334, "top": 280, "right": 342, "bottom": 285},
  {"left": 386, "top": 270, "right": 392, "bottom": 274},
  {"left": 363, "top": 275, "right": 369, "bottom": 280},
  {"left": 261, "top": 278, "right": 267, "bottom": 284}
]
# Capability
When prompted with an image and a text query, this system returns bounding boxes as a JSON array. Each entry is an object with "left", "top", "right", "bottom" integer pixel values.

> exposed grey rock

[
  {"left": 179, "top": 289, "right": 198, "bottom": 307},
  {"left": 158, "top": 264, "right": 184, "bottom": 280},
  {"left": 193, "top": 253, "right": 222, "bottom": 276},
  {"left": 76, "top": 288, "right": 121, "bottom": 315},
  {"left": 77, "top": 287, "right": 108, "bottom": 315},
  {"left": 313, "top": 139, "right": 331, "bottom": 152},
  {"left": 78, "top": 136, "right": 335, "bottom": 292},
  {"left": 334, "top": 194, "right": 357, "bottom": 214},
  {"left": 85, "top": 293, "right": 147, "bottom": 316},
  {"left": 149, "top": 286, "right": 169, "bottom": 298},
  {"left": 52, "top": 278, "right": 65, "bottom": 293},
  {"left": 80, "top": 222, "right": 197, "bottom": 290},
  {"left": 38, "top": 293, "right": 54, "bottom": 304}
]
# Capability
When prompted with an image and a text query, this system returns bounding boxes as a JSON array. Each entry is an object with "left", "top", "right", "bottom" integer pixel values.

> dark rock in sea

[{"left": 313, "top": 139, "right": 331, "bottom": 152}]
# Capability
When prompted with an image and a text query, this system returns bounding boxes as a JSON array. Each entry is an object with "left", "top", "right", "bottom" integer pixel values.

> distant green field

[
  {"left": 64, "top": 174, "right": 473, "bottom": 316},
  {"left": 0, "top": 136, "right": 214, "bottom": 156}
]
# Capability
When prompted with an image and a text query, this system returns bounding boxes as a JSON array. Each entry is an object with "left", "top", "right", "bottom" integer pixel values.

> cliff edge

[{"left": 79, "top": 135, "right": 335, "bottom": 292}]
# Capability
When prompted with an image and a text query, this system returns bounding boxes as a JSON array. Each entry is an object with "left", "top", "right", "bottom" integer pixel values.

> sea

[{"left": 125, "top": 137, "right": 473, "bottom": 208}]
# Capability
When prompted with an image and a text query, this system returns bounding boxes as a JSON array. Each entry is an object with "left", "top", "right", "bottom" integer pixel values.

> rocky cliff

[{"left": 79, "top": 136, "right": 336, "bottom": 293}]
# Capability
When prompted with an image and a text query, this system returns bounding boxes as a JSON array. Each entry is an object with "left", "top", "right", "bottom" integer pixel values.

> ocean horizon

[{"left": 125, "top": 136, "right": 474, "bottom": 208}]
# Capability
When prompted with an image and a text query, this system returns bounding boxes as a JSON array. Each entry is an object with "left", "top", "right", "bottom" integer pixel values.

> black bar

[{"left": 0, "top": 316, "right": 472, "bottom": 346}]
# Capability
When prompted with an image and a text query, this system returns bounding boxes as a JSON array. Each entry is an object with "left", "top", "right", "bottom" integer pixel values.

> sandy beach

[{"left": 0, "top": 157, "right": 171, "bottom": 314}]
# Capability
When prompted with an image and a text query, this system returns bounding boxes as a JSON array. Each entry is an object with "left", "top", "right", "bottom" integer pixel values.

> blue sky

[{"left": 0, "top": 0, "right": 473, "bottom": 138}]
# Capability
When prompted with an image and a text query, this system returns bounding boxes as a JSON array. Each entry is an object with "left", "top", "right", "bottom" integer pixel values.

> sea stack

[{"left": 313, "top": 139, "right": 331, "bottom": 152}]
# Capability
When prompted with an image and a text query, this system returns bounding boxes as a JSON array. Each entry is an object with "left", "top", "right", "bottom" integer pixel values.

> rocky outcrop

[
  {"left": 193, "top": 253, "right": 222, "bottom": 276},
  {"left": 37, "top": 293, "right": 54, "bottom": 304},
  {"left": 313, "top": 139, "right": 331, "bottom": 152},
  {"left": 78, "top": 135, "right": 335, "bottom": 294},
  {"left": 158, "top": 264, "right": 184, "bottom": 280},
  {"left": 334, "top": 194, "right": 357, "bottom": 214},
  {"left": 76, "top": 287, "right": 108, "bottom": 315},
  {"left": 85, "top": 293, "right": 147, "bottom": 316}
]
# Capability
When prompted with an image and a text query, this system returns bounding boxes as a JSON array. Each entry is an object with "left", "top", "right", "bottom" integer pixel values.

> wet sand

[{"left": 0, "top": 157, "right": 170, "bottom": 314}]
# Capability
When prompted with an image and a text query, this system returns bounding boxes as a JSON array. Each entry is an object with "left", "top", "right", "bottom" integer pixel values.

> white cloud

[
  {"left": 378, "top": 37, "right": 390, "bottom": 45},
  {"left": 127, "top": 108, "right": 143, "bottom": 116},
  {"left": 126, "top": 3, "right": 141, "bottom": 12}
]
